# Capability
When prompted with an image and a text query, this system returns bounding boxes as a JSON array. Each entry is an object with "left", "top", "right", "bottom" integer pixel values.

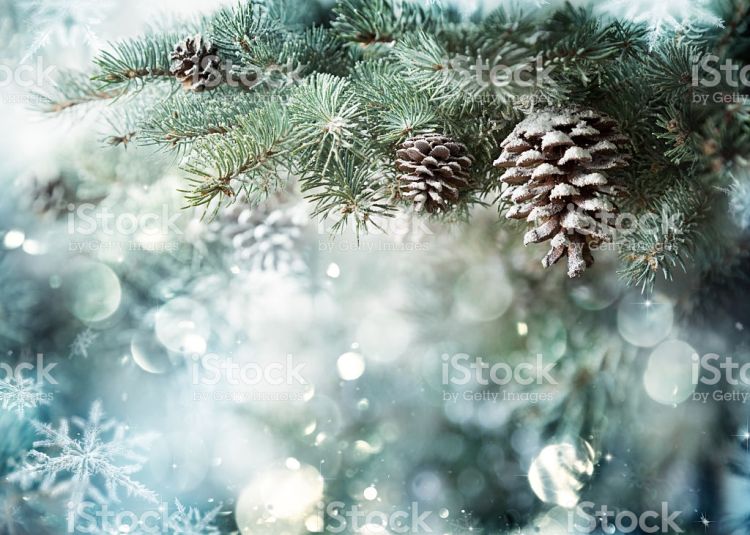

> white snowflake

[
  {"left": 0, "top": 376, "right": 48, "bottom": 418},
  {"left": 69, "top": 328, "right": 98, "bottom": 359},
  {"left": 168, "top": 499, "right": 222, "bottom": 534},
  {"left": 10, "top": 401, "right": 158, "bottom": 516},
  {"left": 596, "top": 0, "right": 723, "bottom": 48},
  {"left": 19, "top": 0, "right": 114, "bottom": 62}
]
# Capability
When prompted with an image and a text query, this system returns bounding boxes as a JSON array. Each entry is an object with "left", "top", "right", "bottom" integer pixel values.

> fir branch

[
  {"left": 182, "top": 100, "right": 291, "bottom": 206},
  {"left": 34, "top": 71, "right": 125, "bottom": 114},
  {"left": 303, "top": 152, "right": 394, "bottom": 235},
  {"left": 209, "top": 1, "right": 283, "bottom": 64},
  {"left": 596, "top": 60, "right": 662, "bottom": 152},
  {"left": 139, "top": 89, "right": 256, "bottom": 151},
  {"left": 280, "top": 26, "right": 350, "bottom": 77},
  {"left": 540, "top": 6, "right": 648, "bottom": 80},
  {"left": 655, "top": 103, "right": 713, "bottom": 165},
  {"left": 372, "top": 95, "right": 439, "bottom": 145},
  {"left": 351, "top": 60, "right": 439, "bottom": 143},
  {"left": 618, "top": 182, "right": 717, "bottom": 291},
  {"left": 474, "top": 4, "right": 538, "bottom": 54},
  {"left": 93, "top": 33, "right": 180, "bottom": 88},
  {"left": 392, "top": 31, "right": 459, "bottom": 98},
  {"left": 41, "top": 0, "right": 750, "bottom": 293},
  {"left": 393, "top": 32, "right": 538, "bottom": 109},
  {"left": 210, "top": 3, "right": 320, "bottom": 91},
  {"left": 97, "top": 87, "right": 169, "bottom": 147},
  {"left": 642, "top": 41, "right": 705, "bottom": 104},
  {"left": 288, "top": 73, "right": 365, "bottom": 175},
  {"left": 331, "top": 0, "right": 442, "bottom": 49}
]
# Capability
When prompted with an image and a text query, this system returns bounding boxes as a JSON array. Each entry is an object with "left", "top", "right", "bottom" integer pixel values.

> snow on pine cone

[
  {"left": 494, "top": 108, "right": 630, "bottom": 278},
  {"left": 396, "top": 134, "right": 474, "bottom": 214},
  {"left": 201, "top": 200, "right": 307, "bottom": 274},
  {"left": 170, "top": 35, "right": 223, "bottom": 92}
]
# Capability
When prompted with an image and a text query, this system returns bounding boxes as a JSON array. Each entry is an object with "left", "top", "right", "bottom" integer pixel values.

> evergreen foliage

[{"left": 39, "top": 0, "right": 750, "bottom": 291}]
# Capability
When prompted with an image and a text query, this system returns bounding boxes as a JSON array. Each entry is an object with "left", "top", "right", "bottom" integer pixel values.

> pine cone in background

[
  {"left": 494, "top": 108, "right": 630, "bottom": 278},
  {"left": 199, "top": 199, "right": 308, "bottom": 274},
  {"left": 170, "top": 35, "right": 222, "bottom": 92},
  {"left": 18, "top": 173, "right": 68, "bottom": 218},
  {"left": 396, "top": 133, "right": 474, "bottom": 214}
]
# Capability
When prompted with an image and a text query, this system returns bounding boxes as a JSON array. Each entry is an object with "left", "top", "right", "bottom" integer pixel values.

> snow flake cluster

[{"left": 9, "top": 401, "right": 158, "bottom": 516}]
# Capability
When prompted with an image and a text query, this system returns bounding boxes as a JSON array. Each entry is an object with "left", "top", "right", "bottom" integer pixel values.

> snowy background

[{"left": 0, "top": 1, "right": 743, "bottom": 534}]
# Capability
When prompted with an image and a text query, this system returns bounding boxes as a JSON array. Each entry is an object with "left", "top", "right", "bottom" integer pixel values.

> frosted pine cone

[
  {"left": 170, "top": 35, "right": 223, "bottom": 92},
  {"left": 494, "top": 108, "right": 630, "bottom": 278},
  {"left": 396, "top": 134, "right": 474, "bottom": 213},
  {"left": 201, "top": 200, "right": 307, "bottom": 274}
]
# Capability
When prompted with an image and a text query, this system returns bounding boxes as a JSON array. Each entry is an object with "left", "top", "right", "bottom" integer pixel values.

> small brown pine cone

[
  {"left": 170, "top": 35, "right": 223, "bottom": 92},
  {"left": 395, "top": 134, "right": 474, "bottom": 214}
]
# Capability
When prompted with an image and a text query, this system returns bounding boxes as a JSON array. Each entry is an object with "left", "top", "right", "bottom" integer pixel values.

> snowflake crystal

[
  {"left": 69, "top": 328, "right": 98, "bottom": 359},
  {"left": 10, "top": 401, "right": 158, "bottom": 516},
  {"left": 168, "top": 499, "right": 222, "bottom": 534},
  {"left": 0, "top": 376, "right": 48, "bottom": 418}
]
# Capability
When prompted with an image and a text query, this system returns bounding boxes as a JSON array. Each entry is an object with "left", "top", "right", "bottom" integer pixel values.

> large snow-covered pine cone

[{"left": 494, "top": 108, "right": 630, "bottom": 278}]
